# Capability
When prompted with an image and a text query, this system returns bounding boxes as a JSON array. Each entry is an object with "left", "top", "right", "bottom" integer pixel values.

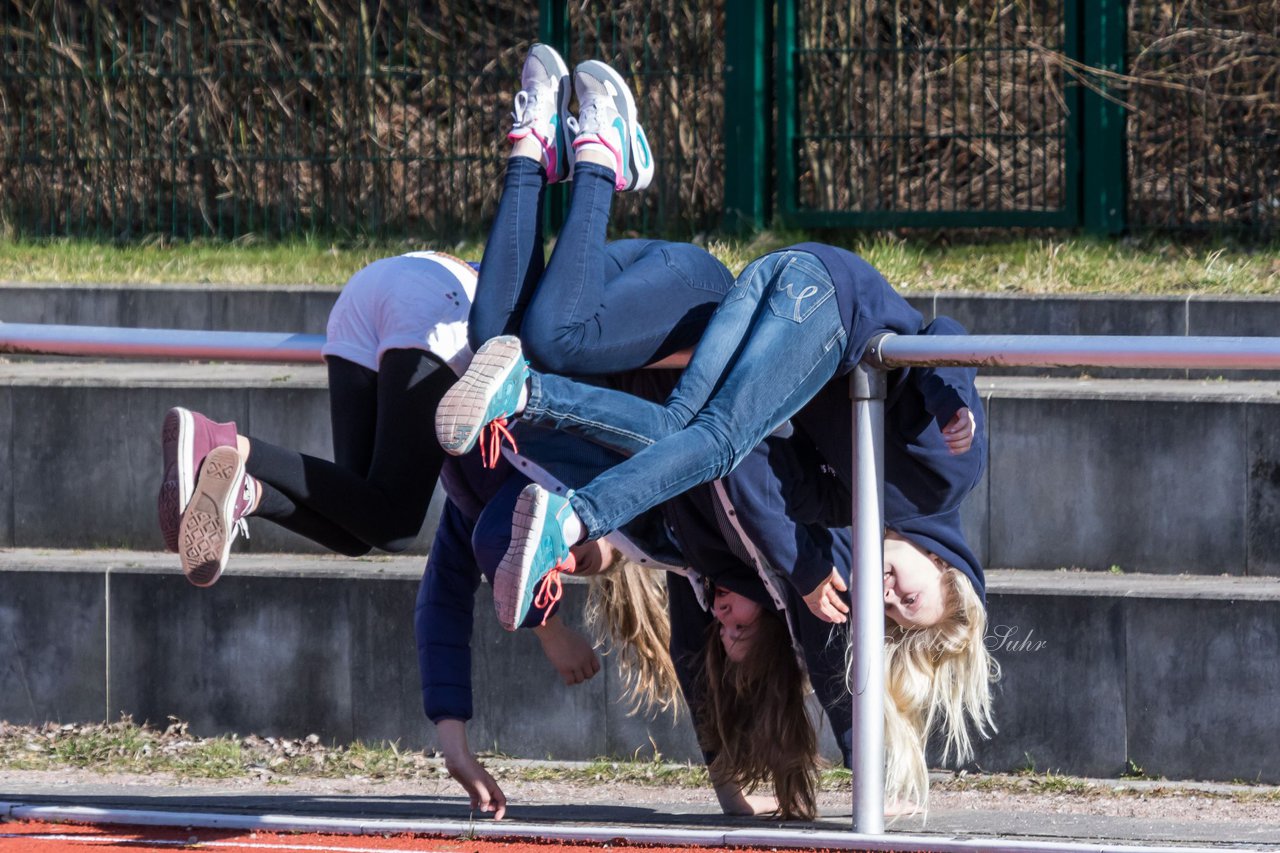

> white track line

[{"left": 0, "top": 802, "right": 1266, "bottom": 853}]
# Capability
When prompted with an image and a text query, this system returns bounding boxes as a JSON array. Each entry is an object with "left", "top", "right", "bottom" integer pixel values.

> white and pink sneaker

[
  {"left": 569, "top": 59, "right": 654, "bottom": 192},
  {"left": 508, "top": 43, "right": 573, "bottom": 183}
]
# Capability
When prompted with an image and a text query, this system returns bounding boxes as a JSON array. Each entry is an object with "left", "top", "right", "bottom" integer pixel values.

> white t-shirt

[{"left": 322, "top": 251, "right": 478, "bottom": 376}]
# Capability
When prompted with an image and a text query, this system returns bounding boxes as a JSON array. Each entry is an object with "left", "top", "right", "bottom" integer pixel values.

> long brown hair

[
  {"left": 697, "top": 610, "right": 819, "bottom": 820},
  {"left": 584, "top": 558, "right": 683, "bottom": 719}
]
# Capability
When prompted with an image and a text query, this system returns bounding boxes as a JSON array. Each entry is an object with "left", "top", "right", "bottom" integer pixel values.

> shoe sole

[
  {"left": 178, "top": 446, "right": 243, "bottom": 588},
  {"left": 158, "top": 407, "right": 196, "bottom": 552},
  {"left": 529, "top": 44, "right": 573, "bottom": 183},
  {"left": 435, "top": 336, "right": 524, "bottom": 456},
  {"left": 493, "top": 485, "right": 548, "bottom": 631},
  {"left": 574, "top": 60, "right": 651, "bottom": 191}
]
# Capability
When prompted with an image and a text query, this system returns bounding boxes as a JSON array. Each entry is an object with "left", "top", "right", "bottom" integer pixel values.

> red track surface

[{"left": 0, "top": 820, "right": 809, "bottom": 853}]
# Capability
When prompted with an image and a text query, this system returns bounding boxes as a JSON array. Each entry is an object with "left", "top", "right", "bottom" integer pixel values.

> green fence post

[
  {"left": 722, "top": 0, "right": 773, "bottom": 232},
  {"left": 539, "top": 0, "right": 570, "bottom": 233},
  {"left": 1079, "top": 0, "right": 1127, "bottom": 235},
  {"left": 773, "top": 0, "right": 797, "bottom": 227}
]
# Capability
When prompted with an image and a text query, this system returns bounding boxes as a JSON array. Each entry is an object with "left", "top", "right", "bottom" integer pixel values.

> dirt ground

[{"left": 5, "top": 764, "right": 1280, "bottom": 826}]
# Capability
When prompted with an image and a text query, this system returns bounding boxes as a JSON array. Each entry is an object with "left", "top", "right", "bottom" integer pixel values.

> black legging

[{"left": 245, "top": 348, "right": 454, "bottom": 556}]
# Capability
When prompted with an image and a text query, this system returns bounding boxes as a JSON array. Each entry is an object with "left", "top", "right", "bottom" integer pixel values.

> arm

[
  {"left": 416, "top": 499, "right": 482, "bottom": 725},
  {"left": 531, "top": 612, "right": 601, "bottom": 685},
  {"left": 436, "top": 719, "right": 507, "bottom": 819},
  {"left": 785, "top": 587, "right": 853, "bottom": 771},
  {"left": 908, "top": 316, "right": 984, "bottom": 441},
  {"left": 416, "top": 499, "right": 509, "bottom": 815},
  {"left": 719, "top": 436, "right": 852, "bottom": 608}
]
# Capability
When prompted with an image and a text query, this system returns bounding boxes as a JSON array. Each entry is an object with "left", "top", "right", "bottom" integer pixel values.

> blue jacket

[
  {"left": 786, "top": 243, "right": 987, "bottom": 600},
  {"left": 661, "top": 435, "right": 856, "bottom": 768},
  {"left": 416, "top": 420, "right": 696, "bottom": 724},
  {"left": 414, "top": 431, "right": 856, "bottom": 756}
]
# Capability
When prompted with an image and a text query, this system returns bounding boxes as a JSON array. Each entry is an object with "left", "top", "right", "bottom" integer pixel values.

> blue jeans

[
  {"left": 523, "top": 250, "right": 848, "bottom": 538},
  {"left": 470, "top": 156, "right": 732, "bottom": 374}
]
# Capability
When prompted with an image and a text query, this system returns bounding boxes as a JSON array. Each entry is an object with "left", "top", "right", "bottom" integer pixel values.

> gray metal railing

[
  {"left": 0, "top": 323, "right": 326, "bottom": 363},
  {"left": 847, "top": 331, "right": 1280, "bottom": 834},
  {"left": 6, "top": 321, "right": 1280, "bottom": 836}
]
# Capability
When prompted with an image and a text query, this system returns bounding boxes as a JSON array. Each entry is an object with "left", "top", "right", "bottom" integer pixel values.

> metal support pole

[{"left": 850, "top": 359, "right": 887, "bottom": 834}]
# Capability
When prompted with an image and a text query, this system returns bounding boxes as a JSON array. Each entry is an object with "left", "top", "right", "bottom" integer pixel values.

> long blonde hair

[
  {"left": 881, "top": 567, "right": 998, "bottom": 812},
  {"left": 583, "top": 558, "right": 683, "bottom": 719},
  {"left": 698, "top": 612, "right": 820, "bottom": 820}
]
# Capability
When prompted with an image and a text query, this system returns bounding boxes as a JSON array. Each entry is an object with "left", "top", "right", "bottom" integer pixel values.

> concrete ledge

[
  {"left": 979, "top": 377, "right": 1280, "bottom": 576},
  {"left": 0, "top": 550, "right": 699, "bottom": 763},
  {"left": 2, "top": 550, "right": 1277, "bottom": 783},
  {"left": 969, "top": 569, "right": 1280, "bottom": 781},
  {"left": 0, "top": 283, "right": 337, "bottom": 335},
  {"left": 0, "top": 362, "right": 446, "bottom": 554},
  {"left": 5, "top": 283, "right": 1278, "bottom": 339}
]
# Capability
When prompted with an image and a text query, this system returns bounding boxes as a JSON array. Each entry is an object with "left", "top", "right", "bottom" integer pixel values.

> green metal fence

[
  {"left": 1, "top": 1, "right": 540, "bottom": 239},
  {"left": 1, "top": 0, "right": 1275, "bottom": 240},
  {"left": 539, "top": 0, "right": 726, "bottom": 236},
  {"left": 1125, "top": 0, "right": 1279, "bottom": 233},
  {"left": 770, "top": 0, "right": 1275, "bottom": 235},
  {"left": 774, "top": 0, "right": 1090, "bottom": 229}
]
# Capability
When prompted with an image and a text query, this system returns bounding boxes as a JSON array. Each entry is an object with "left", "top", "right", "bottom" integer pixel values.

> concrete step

[
  {"left": 0, "top": 282, "right": 338, "bottom": 335},
  {"left": 5, "top": 283, "right": 1279, "bottom": 379},
  {"left": 0, "top": 360, "right": 1277, "bottom": 575},
  {"left": 970, "top": 374, "right": 1280, "bottom": 576},
  {"left": 1, "top": 549, "right": 1276, "bottom": 784},
  {"left": 0, "top": 360, "right": 438, "bottom": 555},
  {"left": 927, "top": 291, "right": 1280, "bottom": 380}
]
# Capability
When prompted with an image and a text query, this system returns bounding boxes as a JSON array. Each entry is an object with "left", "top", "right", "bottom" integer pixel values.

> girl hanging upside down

[
  {"left": 420, "top": 42, "right": 865, "bottom": 821},
  {"left": 158, "top": 249, "right": 475, "bottom": 585},
  {"left": 437, "top": 241, "right": 999, "bottom": 810}
]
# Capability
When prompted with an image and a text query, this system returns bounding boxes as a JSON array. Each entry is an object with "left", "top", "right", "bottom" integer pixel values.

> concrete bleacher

[{"left": 1, "top": 283, "right": 1278, "bottom": 784}]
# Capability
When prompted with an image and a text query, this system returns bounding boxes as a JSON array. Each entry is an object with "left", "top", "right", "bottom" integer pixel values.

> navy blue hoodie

[
  {"left": 661, "top": 435, "right": 856, "bottom": 767},
  {"left": 415, "top": 431, "right": 856, "bottom": 749},
  {"left": 784, "top": 244, "right": 987, "bottom": 601}
]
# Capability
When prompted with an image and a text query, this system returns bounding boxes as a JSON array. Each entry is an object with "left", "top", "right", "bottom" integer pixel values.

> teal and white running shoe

[
  {"left": 494, "top": 483, "right": 576, "bottom": 631},
  {"left": 569, "top": 59, "right": 654, "bottom": 191},
  {"left": 435, "top": 335, "right": 528, "bottom": 460},
  {"left": 508, "top": 43, "right": 573, "bottom": 183}
]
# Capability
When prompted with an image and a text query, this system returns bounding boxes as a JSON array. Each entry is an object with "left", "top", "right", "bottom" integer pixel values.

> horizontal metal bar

[
  {"left": 6, "top": 324, "right": 1280, "bottom": 373},
  {"left": 869, "top": 334, "right": 1280, "bottom": 370},
  {"left": 0, "top": 323, "right": 325, "bottom": 364}
]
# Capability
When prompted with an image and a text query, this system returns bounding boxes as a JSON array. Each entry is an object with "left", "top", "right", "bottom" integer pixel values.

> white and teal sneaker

[
  {"left": 508, "top": 43, "right": 573, "bottom": 183},
  {"left": 435, "top": 335, "right": 528, "bottom": 459},
  {"left": 569, "top": 59, "right": 654, "bottom": 191},
  {"left": 494, "top": 483, "right": 576, "bottom": 631}
]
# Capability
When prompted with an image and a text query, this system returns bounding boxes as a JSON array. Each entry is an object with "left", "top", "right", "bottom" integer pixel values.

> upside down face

[
  {"left": 883, "top": 533, "right": 948, "bottom": 629},
  {"left": 712, "top": 585, "right": 764, "bottom": 663}
]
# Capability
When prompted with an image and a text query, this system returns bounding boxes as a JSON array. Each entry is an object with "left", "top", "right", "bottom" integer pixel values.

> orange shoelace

[
  {"left": 532, "top": 551, "right": 576, "bottom": 626},
  {"left": 480, "top": 417, "right": 518, "bottom": 469}
]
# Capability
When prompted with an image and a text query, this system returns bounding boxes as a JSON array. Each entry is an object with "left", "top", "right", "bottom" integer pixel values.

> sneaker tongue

[{"left": 577, "top": 96, "right": 609, "bottom": 133}]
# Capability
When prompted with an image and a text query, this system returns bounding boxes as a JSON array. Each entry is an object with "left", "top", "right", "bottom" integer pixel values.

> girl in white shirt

[{"left": 158, "top": 251, "right": 477, "bottom": 585}]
